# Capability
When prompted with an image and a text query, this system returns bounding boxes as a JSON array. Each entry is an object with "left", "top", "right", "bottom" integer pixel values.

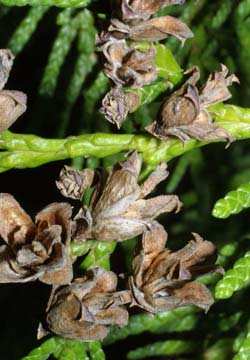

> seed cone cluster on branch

[
  {"left": 99, "top": 2, "right": 238, "bottom": 143},
  {"left": 0, "top": 49, "right": 27, "bottom": 133},
  {"left": 0, "top": 153, "right": 221, "bottom": 341},
  {"left": 99, "top": 0, "right": 193, "bottom": 127}
]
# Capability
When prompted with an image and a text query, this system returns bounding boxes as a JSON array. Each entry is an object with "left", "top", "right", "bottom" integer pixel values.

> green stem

[
  {"left": 39, "top": 9, "right": 86, "bottom": 97},
  {"left": 8, "top": 6, "right": 49, "bottom": 55},
  {"left": 0, "top": 0, "right": 91, "bottom": 7},
  {"left": 127, "top": 340, "right": 196, "bottom": 360},
  {"left": 0, "top": 103, "right": 250, "bottom": 172},
  {"left": 103, "top": 307, "right": 198, "bottom": 345}
]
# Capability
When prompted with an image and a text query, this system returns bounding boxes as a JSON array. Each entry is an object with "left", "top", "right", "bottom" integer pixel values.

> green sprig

[
  {"left": 204, "top": 339, "right": 234, "bottom": 360},
  {"left": 127, "top": 340, "right": 196, "bottom": 360},
  {"left": 80, "top": 242, "right": 116, "bottom": 271},
  {"left": 234, "top": 333, "right": 250, "bottom": 360},
  {"left": 8, "top": 6, "right": 49, "bottom": 54},
  {"left": 104, "top": 307, "right": 198, "bottom": 345},
  {"left": 21, "top": 337, "right": 63, "bottom": 360},
  {"left": 39, "top": 9, "right": 83, "bottom": 96},
  {"left": 215, "top": 251, "right": 250, "bottom": 299},
  {"left": 57, "top": 9, "right": 97, "bottom": 136},
  {"left": 213, "top": 182, "right": 250, "bottom": 219},
  {"left": 0, "top": 0, "right": 91, "bottom": 7},
  {"left": 87, "top": 342, "right": 105, "bottom": 360}
]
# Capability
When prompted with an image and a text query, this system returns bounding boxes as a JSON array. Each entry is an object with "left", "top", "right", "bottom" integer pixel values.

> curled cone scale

[
  {"left": 120, "top": 0, "right": 186, "bottom": 23},
  {"left": 101, "top": 16, "right": 193, "bottom": 44},
  {"left": 56, "top": 166, "right": 95, "bottom": 200}
]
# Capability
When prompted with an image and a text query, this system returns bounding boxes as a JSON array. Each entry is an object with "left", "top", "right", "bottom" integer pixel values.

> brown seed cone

[
  {"left": 100, "top": 87, "right": 140, "bottom": 128},
  {"left": 45, "top": 267, "right": 131, "bottom": 341},
  {"left": 0, "top": 194, "right": 73, "bottom": 285},
  {"left": 70, "top": 152, "right": 182, "bottom": 242},
  {"left": 129, "top": 222, "right": 222, "bottom": 313},
  {"left": 146, "top": 65, "right": 238, "bottom": 144},
  {"left": 102, "top": 39, "right": 157, "bottom": 88},
  {"left": 56, "top": 165, "right": 95, "bottom": 200}
]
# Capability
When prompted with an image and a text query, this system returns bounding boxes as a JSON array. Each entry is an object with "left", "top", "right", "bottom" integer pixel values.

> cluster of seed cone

[
  {"left": 0, "top": 153, "right": 222, "bottom": 341},
  {"left": 99, "top": 0, "right": 193, "bottom": 128},
  {"left": 99, "top": 1, "right": 239, "bottom": 144},
  {"left": 0, "top": 1, "right": 239, "bottom": 344}
]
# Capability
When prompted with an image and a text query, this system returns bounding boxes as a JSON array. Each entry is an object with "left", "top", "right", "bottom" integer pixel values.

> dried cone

[
  {"left": 120, "top": 0, "right": 186, "bottom": 23},
  {"left": 46, "top": 267, "right": 130, "bottom": 341},
  {"left": 105, "top": 16, "right": 193, "bottom": 44},
  {"left": 100, "top": 87, "right": 140, "bottom": 128},
  {"left": 146, "top": 65, "right": 239, "bottom": 143},
  {"left": 129, "top": 222, "right": 222, "bottom": 313},
  {"left": 57, "top": 152, "right": 182, "bottom": 242},
  {"left": 0, "top": 49, "right": 27, "bottom": 133},
  {"left": 56, "top": 166, "right": 95, "bottom": 200},
  {"left": 101, "top": 39, "right": 157, "bottom": 88},
  {"left": 0, "top": 194, "right": 73, "bottom": 285}
]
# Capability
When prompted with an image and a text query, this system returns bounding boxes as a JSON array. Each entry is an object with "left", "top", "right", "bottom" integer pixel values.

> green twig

[
  {"left": 215, "top": 251, "right": 250, "bottom": 300},
  {"left": 103, "top": 307, "right": 198, "bottom": 345},
  {"left": 127, "top": 340, "right": 196, "bottom": 360},
  {"left": 8, "top": 6, "right": 49, "bottom": 54},
  {"left": 0, "top": 0, "right": 91, "bottom": 7},
  {"left": 1, "top": 103, "right": 250, "bottom": 172}
]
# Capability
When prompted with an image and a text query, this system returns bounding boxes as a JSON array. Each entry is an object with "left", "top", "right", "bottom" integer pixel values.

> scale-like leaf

[
  {"left": 8, "top": 6, "right": 49, "bottom": 54},
  {"left": 0, "top": 0, "right": 91, "bottom": 7},
  {"left": 81, "top": 241, "right": 116, "bottom": 271},
  {"left": 88, "top": 342, "right": 105, "bottom": 360},
  {"left": 104, "top": 307, "right": 198, "bottom": 345},
  {"left": 57, "top": 340, "right": 89, "bottom": 360},
  {"left": 215, "top": 251, "right": 250, "bottom": 299},
  {"left": 127, "top": 340, "right": 196, "bottom": 360},
  {"left": 213, "top": 183, "right": 250, "bottom": 219},
  {"left": 234, "top": 333, "right": 250, "bottom": 360},
  {"left": 21, "top": 337, "right": 63, "bottom": 360}
]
